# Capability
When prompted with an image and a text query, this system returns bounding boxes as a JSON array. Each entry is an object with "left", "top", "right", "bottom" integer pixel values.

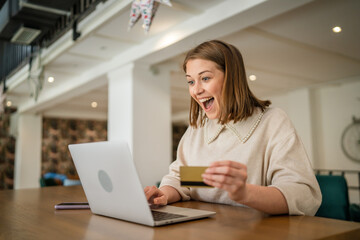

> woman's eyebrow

[
  {"left": 198, "top": 70, "right": 211, "bottom": 75},
  {"left": 185, "top": 70, "right": 212, "bottom": 78}
]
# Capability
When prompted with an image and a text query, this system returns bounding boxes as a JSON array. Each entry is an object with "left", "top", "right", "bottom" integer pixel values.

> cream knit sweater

[{"left": 160, "top": 107, "right": 322, "bottom": 216}]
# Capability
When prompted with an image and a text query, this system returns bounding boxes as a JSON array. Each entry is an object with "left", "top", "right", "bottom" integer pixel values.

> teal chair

[
  {"left": 349, "top": 203, "right": 360, "bottom": 222},
  {"left": 315, "top": 175, "right": 350, "bottom": 220}
]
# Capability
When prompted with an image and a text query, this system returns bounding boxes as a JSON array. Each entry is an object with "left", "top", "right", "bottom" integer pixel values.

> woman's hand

[
  {"left": 202, "top": 160, "right": 289, "bottom": 215},
  {"left": 202, "top": 160, "right": 248, "bottom": 203},
  {"left": 144, "top": 186, "right": 168, "bottom": 206}
]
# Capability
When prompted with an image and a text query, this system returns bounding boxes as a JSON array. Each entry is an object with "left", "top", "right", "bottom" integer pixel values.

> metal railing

[
  {"left": 0, "top": 0, "right": 104, "bottom": 87},
  {"left": 0, "top": 41, "right": 34, "bottom": 85}
]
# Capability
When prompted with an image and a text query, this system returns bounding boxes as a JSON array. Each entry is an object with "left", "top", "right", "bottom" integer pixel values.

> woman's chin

[
  {"left": 205, "top": 111, "right": 219, "bottom": 120},
  {"left": 202, "top": 104, "right": 219, "bottom": 120}
]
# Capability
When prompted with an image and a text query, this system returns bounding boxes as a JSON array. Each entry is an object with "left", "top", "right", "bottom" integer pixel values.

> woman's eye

[
  {"left": 202, "top": 77, "right": 210, "bottom": 81},
  {"left": 187, "top": 80, "right": 194, "bottom": 85}
]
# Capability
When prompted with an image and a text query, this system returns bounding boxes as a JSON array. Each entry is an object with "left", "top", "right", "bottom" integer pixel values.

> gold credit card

[{"left": 180, "top": 166, "right": 213, "bottom": 188}]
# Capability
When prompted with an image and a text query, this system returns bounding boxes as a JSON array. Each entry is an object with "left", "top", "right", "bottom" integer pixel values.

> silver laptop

[{"left": 68, "top": 140, "right": 215, "bottom": 226}]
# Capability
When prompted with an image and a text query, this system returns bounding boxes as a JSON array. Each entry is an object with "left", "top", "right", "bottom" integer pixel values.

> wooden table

[{"left": 0, "top": 186, "right": 359, "bottom": 240}]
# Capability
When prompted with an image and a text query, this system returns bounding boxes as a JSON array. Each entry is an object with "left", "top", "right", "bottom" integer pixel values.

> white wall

[
  {"left": 314, "top": 79, "right": 360, "bottom": 170},
  {"left": 268, "top": 77, "right": 360, "bottom": 203},
  {"left": 269, "top": 88, "right": 314, "bottom": 164}
]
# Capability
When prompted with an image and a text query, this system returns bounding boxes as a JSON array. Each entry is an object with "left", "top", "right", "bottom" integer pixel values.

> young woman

[{"left": 145, "top": 40, "right": 321, "bottom": 215}]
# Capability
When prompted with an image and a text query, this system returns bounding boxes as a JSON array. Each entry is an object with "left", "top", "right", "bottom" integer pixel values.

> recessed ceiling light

[
  {"left": 91, "top": 102, "right": 98, "bottom": 108},
  {"left": 332, "top": 26, "right": 342, "bottom": 33},
  {"left": 249, "top": 75, "right": 257, "bottom": 81},
  {"left": 48, "top": 76, "right": 55, "bottom": 83},
  {"left": 6, "top": 101, "right": 12, "bottom": 107}
]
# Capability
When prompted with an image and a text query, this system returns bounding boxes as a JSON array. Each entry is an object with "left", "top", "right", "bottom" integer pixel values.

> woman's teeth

[{"left": 199, "top": 97, "right": 213, "bottom": 103}]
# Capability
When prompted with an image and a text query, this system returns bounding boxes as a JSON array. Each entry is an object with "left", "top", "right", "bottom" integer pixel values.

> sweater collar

[{"left": 205, "top": 108, "right": 265, "bottom": 144}]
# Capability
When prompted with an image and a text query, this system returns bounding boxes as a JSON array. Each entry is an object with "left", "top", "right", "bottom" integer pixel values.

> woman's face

[{"left": 186, "top": 59, "right": 225, "bottom": 120}]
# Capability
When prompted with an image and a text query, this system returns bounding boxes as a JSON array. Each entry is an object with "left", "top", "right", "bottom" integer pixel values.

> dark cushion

[
  {"left": 315, "top": 175, "right": 350, "bottom": 220},
  {"left": 349, "top": 203, "right": 360, "bottom": 222}
]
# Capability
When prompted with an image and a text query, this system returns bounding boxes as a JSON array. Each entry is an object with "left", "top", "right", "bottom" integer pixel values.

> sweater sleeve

[
  {"left": 159, "top": 127, "right": 191, "bottom": 201},
  {"left": 267, "top": 131, "right": 322, "bottom": 216}
]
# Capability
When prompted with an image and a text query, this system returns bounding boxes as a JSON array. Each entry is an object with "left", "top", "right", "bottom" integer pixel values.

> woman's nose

[{"left": 192, "top": 82, "right": 204, "bottom": 95}]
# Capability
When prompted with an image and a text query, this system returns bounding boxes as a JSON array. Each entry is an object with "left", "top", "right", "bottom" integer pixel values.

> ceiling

[{"left": 5, "top": 0, "right": 360, "bottom": 122}]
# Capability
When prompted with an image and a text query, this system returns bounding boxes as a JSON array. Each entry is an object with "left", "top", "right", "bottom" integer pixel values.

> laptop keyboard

[{"left": 151, "top": 211, "right": 186, "bottom": 221}]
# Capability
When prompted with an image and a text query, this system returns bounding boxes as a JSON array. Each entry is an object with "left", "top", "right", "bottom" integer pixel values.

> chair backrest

[{"left": 315, "top": 175, "right": 350, "bottom": 220}]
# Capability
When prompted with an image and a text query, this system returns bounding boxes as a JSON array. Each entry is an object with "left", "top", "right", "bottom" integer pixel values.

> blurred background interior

[{"left": 0, "top": 0, "right": 359, "bottom": 221}]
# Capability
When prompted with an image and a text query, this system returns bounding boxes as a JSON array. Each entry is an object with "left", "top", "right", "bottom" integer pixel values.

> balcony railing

[
  {"left": 0, "top": 41, "right": 34, "bottom": 85},
  {"left": 0, "top": 0, "right": 104, "bottom": 88}
]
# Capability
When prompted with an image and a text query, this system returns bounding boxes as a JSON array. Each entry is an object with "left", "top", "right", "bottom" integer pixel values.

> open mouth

[{"left": 199, "top": 97, "right": 214, "bottom": 111}]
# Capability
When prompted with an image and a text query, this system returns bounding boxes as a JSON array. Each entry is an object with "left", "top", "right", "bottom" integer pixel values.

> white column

[
  {"left": 107, "top": 63, "right": 135, "bottom": 148},
  {"left": 107, "top": 62, "right": 173, "bottom": 187},
  {"left": 14, "top": 113, "right": 42, "bottom": 189}
]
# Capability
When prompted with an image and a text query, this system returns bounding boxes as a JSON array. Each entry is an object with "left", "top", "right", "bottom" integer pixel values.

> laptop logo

[{"left": 98, "top": 170, "right": 113, "bottom": 192}]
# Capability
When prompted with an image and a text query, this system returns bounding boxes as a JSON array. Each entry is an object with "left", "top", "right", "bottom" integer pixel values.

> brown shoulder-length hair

[{"left": 183, "top": 40, "right": 271, "bottom": 128}]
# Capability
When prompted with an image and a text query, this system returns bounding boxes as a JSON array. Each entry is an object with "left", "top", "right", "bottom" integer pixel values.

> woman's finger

[
  {"left": 202, "top": 172, "right": 236, "bottom": 185},
  {"left": 203, "top": 167, "right": 247, "bottom": 189},
  {"left": 154, "top": 195, "right": 167, "bottom": 205},
  {"left": 144, "top": 186, "right": 151, "bottom": 193},
  {"left": 205, "top": 166, "right": 241, "bottom": 176},
  {"left": 144, "top": 186, "right": 159, "bottom": 201},
  {"left": 203, "top": 176, "right": 246, "bottom": 193}
]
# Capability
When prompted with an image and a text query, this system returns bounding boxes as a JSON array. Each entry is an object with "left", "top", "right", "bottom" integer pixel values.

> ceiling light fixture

[
  {"left": 249, "top": 75, "right": 257, "bottom": 81},
  {"left": 91, "top": 102, "right": 98, "bottom": 108},
  {"left": 332, "top": 26, "right": 342, "bottom": 33},
  {"left": 48, "top": 76, "right": 55, "bottom": 83}
]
